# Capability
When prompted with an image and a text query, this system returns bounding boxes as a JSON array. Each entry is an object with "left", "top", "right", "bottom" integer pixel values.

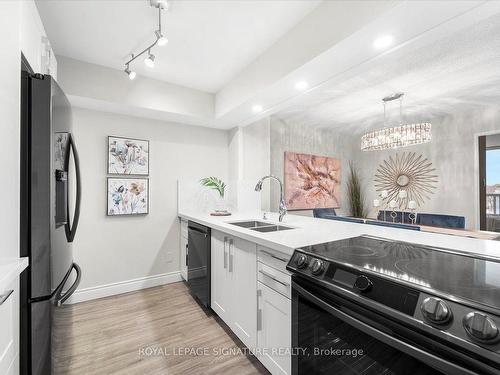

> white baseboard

[{"left": 66, "top": 271, "right": 183, "bottom": 304}]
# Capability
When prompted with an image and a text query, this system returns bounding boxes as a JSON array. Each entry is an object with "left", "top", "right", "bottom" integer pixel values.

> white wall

[
  {"left": 71, "top": 108, "right": 228, "bottom": 290},
  {"left": 0, "top": 2, "right": 21, "bottom": 259},
  {"left": 20, "top": 0, "right": 56, "bottom": 76},
  {"left": 227, "top": 120, "right": 271, "bottom": 211},
  {"left": 57, "top": 56, "right": 214, "bottom": 126}
]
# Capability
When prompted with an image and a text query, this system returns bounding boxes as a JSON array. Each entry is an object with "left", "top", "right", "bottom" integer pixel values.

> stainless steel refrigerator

[{"left": 20, "top": 60, "right": 82, "bottom": 375}]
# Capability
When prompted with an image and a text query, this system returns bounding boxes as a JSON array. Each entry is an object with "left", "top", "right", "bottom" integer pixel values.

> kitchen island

[
  {"left": 178, "top": 211, "right": 500, "bottom": 375},
  {"left": 179, "top": 211, "right": 500, "bottom": 260}
]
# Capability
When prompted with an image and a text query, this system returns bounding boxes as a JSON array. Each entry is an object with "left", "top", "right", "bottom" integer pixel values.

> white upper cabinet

[{"left": 20, "top": 0, "right": 57, "bottom": 78}]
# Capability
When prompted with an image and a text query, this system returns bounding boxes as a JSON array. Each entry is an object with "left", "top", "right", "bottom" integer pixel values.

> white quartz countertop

[
  {"left": 179, "top": 211, "right": 500, "bottom": 260},
  {"left": 0, "top": 257, "right": 29, "bottom": 291}
]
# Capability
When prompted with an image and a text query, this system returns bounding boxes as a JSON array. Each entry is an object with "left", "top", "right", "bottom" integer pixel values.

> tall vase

[{"left": 215, "top": 196, "right": 226, "bottom": 212}]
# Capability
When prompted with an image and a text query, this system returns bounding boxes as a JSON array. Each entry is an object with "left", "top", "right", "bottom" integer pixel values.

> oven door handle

[{"left": 293, "top": 282, "right": 477, "bottom": 375}]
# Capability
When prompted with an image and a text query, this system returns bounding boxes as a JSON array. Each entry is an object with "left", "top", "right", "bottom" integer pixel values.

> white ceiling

[
  {"left": 275, "top": 11, "right": 500, "bottom": 132},
  {"left": 36, "top": 0, "right": 320, "bottom": 93}
]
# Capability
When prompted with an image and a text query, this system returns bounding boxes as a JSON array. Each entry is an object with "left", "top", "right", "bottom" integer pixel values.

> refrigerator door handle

[
  {"left": 54, "top": 263, "right": 81, "bottom": 306},
  {"left": 65, "top": 133, "right": 81, "bottom": 243}
]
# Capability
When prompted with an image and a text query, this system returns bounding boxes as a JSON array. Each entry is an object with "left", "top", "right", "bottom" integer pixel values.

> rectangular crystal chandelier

[
  {"left": 361, "top": 123, "right": 432, "bottom": 151},
  {"left": 361, "top": 93, "right": 432, "bottom": 151}
]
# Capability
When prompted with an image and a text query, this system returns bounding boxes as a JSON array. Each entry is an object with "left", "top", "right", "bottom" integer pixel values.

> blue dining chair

[
  {"left": 365, "top": 220, "right": 420, "bottom": 231},
  {"left": 416, "top": 213, "right": 465, "bottom": 229},
  {"left": 313, "top": 208, "right": 337, "bottom": 219}
]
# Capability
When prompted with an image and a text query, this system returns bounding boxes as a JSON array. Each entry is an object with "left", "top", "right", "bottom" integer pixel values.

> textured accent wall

[
  {"left": 269, "top": 105, "right": 500, "bottom": 229},
  {"left": 269, "top": 116, "right": 356, "bottom": 216},
  {"left": 354, "top": 106, "right": 500, "bottom": 230}
]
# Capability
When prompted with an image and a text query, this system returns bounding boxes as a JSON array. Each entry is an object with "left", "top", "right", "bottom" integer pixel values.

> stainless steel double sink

[{"left": 228, "top": 220, "right": 294, "bottom": 232}]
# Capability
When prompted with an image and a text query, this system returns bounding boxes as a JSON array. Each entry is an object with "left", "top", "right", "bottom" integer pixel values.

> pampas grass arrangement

[{"left": 347, "top": 162, "right": 367, "bottom": 218}]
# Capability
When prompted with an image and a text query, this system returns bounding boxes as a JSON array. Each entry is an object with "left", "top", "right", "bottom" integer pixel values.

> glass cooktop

[{"left": 298, "top": 236, "right": 500, "bottom": 311}]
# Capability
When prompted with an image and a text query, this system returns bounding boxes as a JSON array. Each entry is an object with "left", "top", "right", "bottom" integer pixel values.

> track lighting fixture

[{"left": 123, "top": 0, "right": 168, "bottom": 79}]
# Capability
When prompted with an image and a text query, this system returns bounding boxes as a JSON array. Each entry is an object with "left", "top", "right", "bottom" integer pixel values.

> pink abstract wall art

[{"left": 284, "top": 151, "right": 341, "bottom": 210}]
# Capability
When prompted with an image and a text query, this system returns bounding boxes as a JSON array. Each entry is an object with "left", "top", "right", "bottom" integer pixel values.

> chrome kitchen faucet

[{"left": 255, "top": 175, "right": 287, "bottom": 222}]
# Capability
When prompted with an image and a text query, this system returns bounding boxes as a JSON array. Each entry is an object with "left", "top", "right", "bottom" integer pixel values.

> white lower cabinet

[
  {"left": 180, "top": 219, "right": 188, "bottom": 281},
  {"left": 257, "top": 281, "right": 291, "bottom": 375},
  {"left": 211, "top": 230, "right": 231, "bottom": 322},
  {"left": 230, "top": 236, "right": 257, "bottom": 348},
  {"left": 211, "top": 230, "right": 257, "bottom": 349},
  {"left": 210, "top": 229, "right": 292, "bottom": 374},
  {"left": 0, "top": 277, "right": 20, "bottom": 375}
]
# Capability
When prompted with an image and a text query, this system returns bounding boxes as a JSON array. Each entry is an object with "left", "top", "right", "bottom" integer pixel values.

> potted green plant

[
  {"left": 347, "top": 162, "right": 367, "bottom": 218},
  {"left": 200, "top": 177, "right": 228, "bottom": 214}
]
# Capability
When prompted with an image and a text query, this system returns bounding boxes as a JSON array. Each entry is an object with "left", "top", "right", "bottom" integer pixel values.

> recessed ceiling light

[
  {"left": 373, "top": 35, "right": 394, "bottom": 50},
  {"left": 252, "top": 104, "right": 263, "bottom": 113},
  {"left": 295, "top": 81, "right": 309, "bottom": 90}
]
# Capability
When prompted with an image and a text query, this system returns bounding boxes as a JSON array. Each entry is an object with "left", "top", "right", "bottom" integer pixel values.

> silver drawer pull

[
  {"left": 260, "top": 249, "right": 288, "bottom": 263},
  {"left": 223, "top": 237, "right": 228, "bottom": 269},
  {"left": 257, "top": 289, "right": 262, "bottom": 331},
  {"left": 0, "top": 290, "right": 13, "bottom": 305},
  {"left": 259, "top": 270, "right": 289, "bottom": 287}
]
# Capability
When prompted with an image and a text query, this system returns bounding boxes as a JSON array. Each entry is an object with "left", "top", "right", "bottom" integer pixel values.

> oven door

[{"left": 292, "top": 277, "right": 490, "bottom": 375}]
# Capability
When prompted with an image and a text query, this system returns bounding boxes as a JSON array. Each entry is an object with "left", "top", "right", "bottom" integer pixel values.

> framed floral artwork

[
  {"left": 107, "top": 178, "right": 149, "bottom": 216},
  {"left": 108, "top": 136, "right": 149, "bottom": 175}
]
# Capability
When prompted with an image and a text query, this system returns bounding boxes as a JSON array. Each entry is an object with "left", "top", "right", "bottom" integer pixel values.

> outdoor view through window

[{"left": 487, "top": 148, "right": 500, "bottom": 231}]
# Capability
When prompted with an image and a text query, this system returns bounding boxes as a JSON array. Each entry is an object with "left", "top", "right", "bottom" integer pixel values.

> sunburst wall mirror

[{"left": 374, "top": 152, "right": 438, "bottom": 208}]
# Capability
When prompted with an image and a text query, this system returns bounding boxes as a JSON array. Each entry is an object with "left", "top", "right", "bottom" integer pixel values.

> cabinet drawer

[
  {"left": 257, "top": 262, "right": 291, "bottom": 299},
  {"left": 257, "top": 246, "right": 290, "bottom": 273}
]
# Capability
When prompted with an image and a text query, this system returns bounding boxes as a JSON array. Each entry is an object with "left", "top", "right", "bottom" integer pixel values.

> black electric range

[{"left": 287, "top": 235, "right": 500, "bottom": 375}]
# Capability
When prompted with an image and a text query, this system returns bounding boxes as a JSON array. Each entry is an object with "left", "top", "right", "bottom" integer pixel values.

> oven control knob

[
  {"left": 310, "top": 259, "right": 325, "bottom": 275},
  {"left": 354, "top": 275, "right": 372, "bottom": 292},
  {"left": 421, "top": 297, "right": 452, "bottom": 324},
  {"left": 295, "top": 254, "right": 309, "bottom": 269},
  {"left": 463, "top": 312, "right": 499, "bottom": 343}
]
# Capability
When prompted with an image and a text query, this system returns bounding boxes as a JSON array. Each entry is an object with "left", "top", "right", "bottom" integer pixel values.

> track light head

[
  {"left": 150, "top": 0, "right": 168, "bottom": 10},
  {"left": 144, "top": 52, "right": 155, "bottom": 68},
  {"left": 155, "top": 30, "right": 168, "bottom": 46},
  {"left": 124, "top": 66, "right": 136, "bottom": 80}
]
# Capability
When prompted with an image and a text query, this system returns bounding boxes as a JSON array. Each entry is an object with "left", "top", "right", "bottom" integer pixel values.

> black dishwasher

[{"left": 187, "top": 221, "right": 211, "bottom": 307}]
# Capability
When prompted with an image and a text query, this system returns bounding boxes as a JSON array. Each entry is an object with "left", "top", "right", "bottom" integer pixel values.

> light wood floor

[{"left": 52, "top": 282, "right": 269, "bottom": 375}]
